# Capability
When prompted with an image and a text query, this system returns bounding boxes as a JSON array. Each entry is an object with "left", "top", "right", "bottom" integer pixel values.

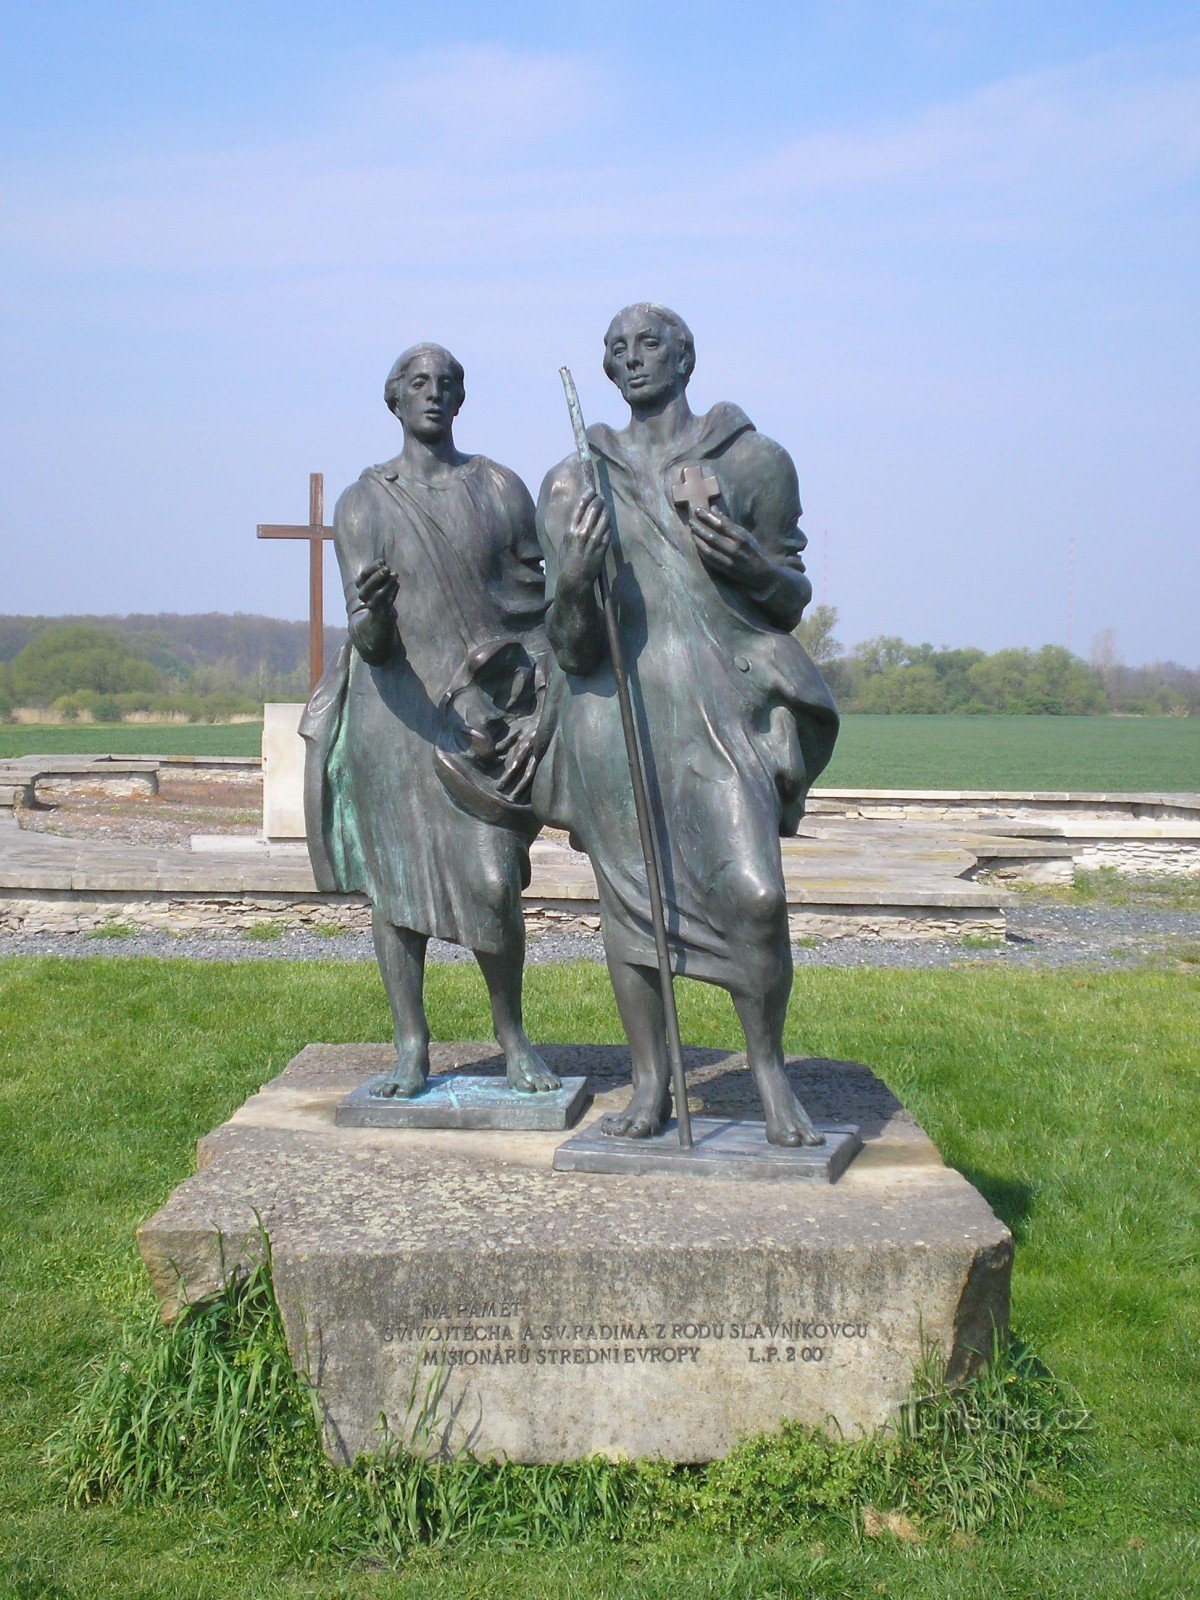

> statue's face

[
  {"left": 604, "top": 310, "right": 687, "bottom": 408},
  {"left": 394, "top": 352, "right": 464, "bottom": 442}
]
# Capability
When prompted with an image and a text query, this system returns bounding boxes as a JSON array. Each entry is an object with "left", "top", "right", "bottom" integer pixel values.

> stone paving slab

[{"left": 0, "top": 811, "right": 1009, "bottom": 914}]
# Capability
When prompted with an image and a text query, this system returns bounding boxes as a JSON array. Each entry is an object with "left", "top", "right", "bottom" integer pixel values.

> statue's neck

[
  {"left": 623, "top": 390, "right": 696, "bottom": 455},
  {"left": 397, "top": 430, "right": 466, "bottom": 484}
]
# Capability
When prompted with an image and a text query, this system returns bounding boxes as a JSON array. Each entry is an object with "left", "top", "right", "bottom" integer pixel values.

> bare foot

[
  {"left": 504, "top": 1033, "right": 561, "bottom": 1093},
  {"left": 601, "top": 1086, "right": 672, "bottom": 1140},
  {"left": 757, "top": 1066, "right": 825, "bottom": 1147},
  {"left": 371, "top": 1040, "right": 430, "bottom": 1099}
]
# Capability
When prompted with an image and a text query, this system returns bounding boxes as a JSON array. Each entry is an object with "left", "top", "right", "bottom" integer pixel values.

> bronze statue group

[{"left": 302, "top": 304, "right": 839, "bottom": 1148}]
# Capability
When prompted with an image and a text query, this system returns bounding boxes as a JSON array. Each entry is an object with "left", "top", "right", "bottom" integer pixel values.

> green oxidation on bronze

[{"left": 339, "top": 1072, "right": 592, "bottom": 1131}]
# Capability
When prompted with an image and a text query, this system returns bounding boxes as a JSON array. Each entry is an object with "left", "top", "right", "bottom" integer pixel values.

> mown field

[
  {"left": 820, "top": 714, "right": 1200, "bottom": 792},
  {"left": 0, "top": 722, "right": 264, "bottom": 759},
  {"left": 0, "top": 957, "right": 1196, "bottom": 1599},
  {"left": 2, "top": 715, "right": 1196, "bottom": 793}
]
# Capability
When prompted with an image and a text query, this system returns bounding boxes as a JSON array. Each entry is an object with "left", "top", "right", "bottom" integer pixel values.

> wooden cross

[
  {"left": 671, "top": 463, "right": 721, "bottom": 519},
  {"left": 257, "top": 472, "right": 335, "bottom": 692}
]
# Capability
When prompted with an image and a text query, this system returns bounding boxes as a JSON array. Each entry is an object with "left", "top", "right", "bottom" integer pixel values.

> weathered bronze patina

[
  {"left": 302, "top": 344, "right": 557, "bottom": 1099},
  {"left": 535, "top": 305, "right": 839, "bottom": 1146}
]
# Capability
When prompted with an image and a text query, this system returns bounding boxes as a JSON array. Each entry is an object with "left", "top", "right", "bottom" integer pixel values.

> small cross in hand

[{"left": 671, "top": 463, "right": 720, "bottom": 519}]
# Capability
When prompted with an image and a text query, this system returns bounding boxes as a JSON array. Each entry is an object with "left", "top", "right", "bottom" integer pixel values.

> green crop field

[
  {"left": 0, "top": 722, "right": 264, "bottom": 759},
  {"left": 818, "top": 714, "right": 1200, "bottom": 792},
  {"left": 1, "top": 957, "right": 1196, "bottom": 1599},
  {"left": 2, "top": 714, "right": 1198, "bottom": 792}
]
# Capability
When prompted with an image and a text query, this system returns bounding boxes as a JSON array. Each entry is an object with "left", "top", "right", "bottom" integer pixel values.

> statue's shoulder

[
  {"left": 716, "top": 415, "right": 799, "bottom": 504},
  {"left": 333, "top": 470, "right": 387, "bottom": 533},
  {"left": 713, "top": 411, "right": 795, "bottom": 479},
  {"left": 537, "top": 451, "right": 587, "bottom": 522},
  {"left": 474, "top": 455, "right": 536, "bottom": 518}
]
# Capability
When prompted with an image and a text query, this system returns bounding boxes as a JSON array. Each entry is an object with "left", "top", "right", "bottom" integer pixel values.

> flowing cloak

[
  {"left": 300, "top": 454, "right": 548, "bottom": 953},
  {"left": 531, "top": 403, "right": 839, "bottom": 988}
]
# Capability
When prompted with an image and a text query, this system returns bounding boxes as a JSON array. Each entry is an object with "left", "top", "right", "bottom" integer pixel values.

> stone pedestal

[{"left": 139, "top": 1042, "right": 1012, "bottom": 1466}]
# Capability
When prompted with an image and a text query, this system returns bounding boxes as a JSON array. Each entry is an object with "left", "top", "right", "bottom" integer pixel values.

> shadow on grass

[{"left": 957, "top": 1167, "right": 1037, "bottom": 1243}]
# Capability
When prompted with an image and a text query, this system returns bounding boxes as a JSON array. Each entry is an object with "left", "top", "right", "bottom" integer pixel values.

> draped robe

[
  {"left": 532, "top": 404, "right": 838, "bottom": 989},
  {"left": 301, "top": 454, "right": 547, "bottom": 952}
]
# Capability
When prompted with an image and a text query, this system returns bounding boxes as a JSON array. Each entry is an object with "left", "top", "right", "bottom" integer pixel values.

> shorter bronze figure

[{"left": 303, "top": 344, "right": 556, "bottom": 1098}]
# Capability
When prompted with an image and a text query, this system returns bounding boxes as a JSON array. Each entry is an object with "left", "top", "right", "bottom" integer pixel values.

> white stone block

[{"left": 262, "top": 702, "right": 308, "bottom": 843}]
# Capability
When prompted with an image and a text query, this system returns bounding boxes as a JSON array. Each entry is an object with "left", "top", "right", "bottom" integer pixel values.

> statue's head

[
  {"left": 384, "top": 343, "right": 465, "bottom": 442},
  {"left": 602, "top": 303, "right": 695, "bottom": 409}
]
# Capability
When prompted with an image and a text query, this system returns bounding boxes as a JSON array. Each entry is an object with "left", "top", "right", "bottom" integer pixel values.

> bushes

[{"left": 837, "top": 639, "right": 1108, "bottom": 715}]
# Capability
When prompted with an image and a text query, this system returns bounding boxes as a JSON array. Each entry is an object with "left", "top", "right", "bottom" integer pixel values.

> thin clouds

[
  {"left": 1, "top": 32, "right": 1196, "bottom": 658},
  {"left": 4, "top": 38, "right": 1199, "bottom": 283},
  {"left": 761, "top": 43, "right": 1200, "bottom": 230}
]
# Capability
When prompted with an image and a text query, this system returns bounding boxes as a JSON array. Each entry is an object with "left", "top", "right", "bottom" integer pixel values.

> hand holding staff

[{"left": 559, "top": 366, "right": 693, "bottom": 1150}]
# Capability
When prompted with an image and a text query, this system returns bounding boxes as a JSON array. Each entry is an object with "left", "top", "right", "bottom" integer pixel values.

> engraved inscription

[{"left": 379, "top": 1306, "right": 871, "bottom": 1370}]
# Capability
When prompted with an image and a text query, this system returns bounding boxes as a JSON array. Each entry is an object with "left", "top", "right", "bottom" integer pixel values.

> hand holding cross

[{"left": 673, "top": 462, "right": 779, "bottom": 601}]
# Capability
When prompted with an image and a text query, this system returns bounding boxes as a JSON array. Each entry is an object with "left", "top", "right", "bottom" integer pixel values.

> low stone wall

[
  {"left": 812, "top": 790, "right": 1200, "bottom": 824},
  {"left": 789, "top": 907, "right": 1005, "bottom": 941},
  {"left": 0, "top": 891, "right": 1006, "bottom": 943},
  {"left": 1075, "top": 840, "right": 1200, "bottom": 876},
  {"left": 0, "top": 892, "right": 369, "bottom": 937}
]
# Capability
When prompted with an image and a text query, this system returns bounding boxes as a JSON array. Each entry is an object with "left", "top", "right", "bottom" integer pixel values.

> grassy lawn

[
  {"left": 0, "top": 958, "right": 1197, "bottom": 1598},
  {"left": 0, "top": 723, "right": 263, "bottom": 759},
  {"left": 818, "top": 714, "right": 1200, "bottom": 792},
  {"left": 3, "top": 715, "right": 1197, "bottom": 793}
]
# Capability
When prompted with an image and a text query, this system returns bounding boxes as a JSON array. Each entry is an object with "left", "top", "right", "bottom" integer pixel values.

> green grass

[
  {"left": 1014, "top": 869, "right": 1200, "bottom": 912},
  {"left": 817, "top": 713, "right": 1200, "bottom": 791},
  {"left": 1, "top": 959, "right": 1198, "bottom": 1597},
  {"left": 0, "top": 722, "right": 263, "bottom": 759},
  {"left": 3, "top": 715, "right": 1198, "bottom": 793}
]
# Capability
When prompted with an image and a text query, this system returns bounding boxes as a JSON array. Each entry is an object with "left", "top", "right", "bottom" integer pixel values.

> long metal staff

[{"left": 559, "top": 367, "right": 693, "bottom": 1150}]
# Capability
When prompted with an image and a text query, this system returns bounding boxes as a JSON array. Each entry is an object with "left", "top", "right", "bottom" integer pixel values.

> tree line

[
  {"left": 0, "top": 614, "right": 344, "bottom": 723},
  {"left": 0, "top": 611, "right": 1195, "bottom": 722},
  {"left": 795, "top": 607, "right": 1197, "bottom": 716}
]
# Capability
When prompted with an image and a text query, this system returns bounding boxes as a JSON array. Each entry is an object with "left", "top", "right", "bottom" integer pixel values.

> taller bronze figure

[
  {"left": 303, "top": 344, "right": 558, "bottom": 1098},
  {"left": 534, "top": 305, "right": 839, "bottom": 1145}
]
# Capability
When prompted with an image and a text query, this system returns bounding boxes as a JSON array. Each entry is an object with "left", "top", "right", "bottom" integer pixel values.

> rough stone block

[{"left": 139, "top": 1042, "right": 1012, "bottom": 1465}]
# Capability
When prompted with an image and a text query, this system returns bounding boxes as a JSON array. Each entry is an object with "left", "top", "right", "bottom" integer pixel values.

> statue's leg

[
  {"left": 721, "top": 870, "right": 824, "bottom": 1147},
  {"left": 371, "top": 910, "right": 431, "bottom": 1098},
  {"left": 601, "top": 958, "right": 672, "bottom": 1139},
  {"left": 474, "top": 932, "right": 560, "bottom": 1092}
]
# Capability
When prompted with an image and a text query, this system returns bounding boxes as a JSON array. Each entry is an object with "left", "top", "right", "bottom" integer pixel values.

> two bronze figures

[{"left": 302, "top": 305, "right": 839, "bottom": 1149}]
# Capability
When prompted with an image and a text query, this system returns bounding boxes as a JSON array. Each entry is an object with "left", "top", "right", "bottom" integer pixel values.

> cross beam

[
  {"left": 258, "top": 472, "right": 335, "bottom": 692},
  {"left": 671, "top": 463, "right": 721, "bottom": 519}
]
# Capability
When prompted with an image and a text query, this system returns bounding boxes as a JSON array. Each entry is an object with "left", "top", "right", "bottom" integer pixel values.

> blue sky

[{"left": 2, "top": 1, "right": 1197, "bottom": 664}]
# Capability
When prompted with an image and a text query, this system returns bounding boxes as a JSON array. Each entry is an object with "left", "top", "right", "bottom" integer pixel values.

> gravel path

[{"left": 2, "top": 901, "right": 1197, "bottom": 969}]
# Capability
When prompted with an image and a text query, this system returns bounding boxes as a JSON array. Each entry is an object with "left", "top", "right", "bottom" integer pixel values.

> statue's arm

[
  {"left": 334, "top": 483, "right": 399, "bottom": 665},
  {"left": 746, "top": 437, "right": 813, "bottom": 628},
  {"left": 538, "top": 464, "right": 608, "bottom": 676},
  {"left": 694, "top": 437, "right": 811, "bottom": 630}
]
